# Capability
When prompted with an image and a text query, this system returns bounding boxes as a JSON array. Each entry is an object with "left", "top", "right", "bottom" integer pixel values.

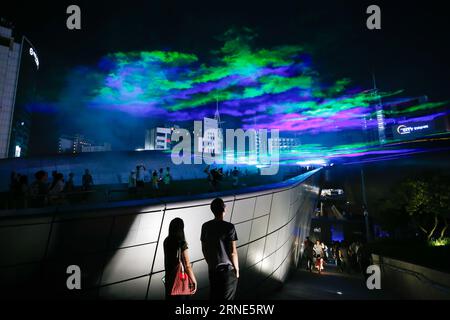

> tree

[
  {"left": 376, "top": 188, "right": 409, "bottom": 236},
  {"left": 375, "top": 174, "right": 449, "bottom": 242},
  {"left": 403, "top": 176, "right": 450, "bottom": 241}
]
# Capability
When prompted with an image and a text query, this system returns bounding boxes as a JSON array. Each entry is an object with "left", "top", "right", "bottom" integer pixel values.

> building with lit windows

[
  {"left": 268, "top": 136, "right": 300, "bottom": 154},
  {"left": 145, "top": 127, "right": 173, "bottom": 150},
  {"left": 0, "top": 20, "right": 38, "bottom": 158},
  {"left": 0, "top": 22, "right": 21, "bottom": 158},
  {"left": 58, "top": 134, "right": 111, "bottom": 154}
]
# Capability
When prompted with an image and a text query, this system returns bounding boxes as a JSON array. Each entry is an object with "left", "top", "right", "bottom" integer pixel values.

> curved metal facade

[{"left": 0, "top": 169, "right": 321, "bottom": 299}]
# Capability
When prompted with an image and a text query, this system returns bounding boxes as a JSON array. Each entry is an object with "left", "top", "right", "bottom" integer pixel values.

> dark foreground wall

[
  {"left": 372, "top": 254, "right": 450, "bottom": 299},
  {"left": 0, "top": 169, "right": 321, "bottom": 299}
]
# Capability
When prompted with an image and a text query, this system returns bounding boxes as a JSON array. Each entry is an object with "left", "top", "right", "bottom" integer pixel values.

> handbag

[{"left": 170, "top": 247, "right": 195, "bottom": 296}]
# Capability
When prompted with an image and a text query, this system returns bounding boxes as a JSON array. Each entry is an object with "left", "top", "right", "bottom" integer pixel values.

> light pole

[{"left": 361, "top": 167, "right": 372, "bottom": 242}]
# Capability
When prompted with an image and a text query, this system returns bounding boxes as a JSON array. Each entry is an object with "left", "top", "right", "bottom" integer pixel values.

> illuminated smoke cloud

[{"left": 30, "top": 29, "right": 449, "bottom": 157}]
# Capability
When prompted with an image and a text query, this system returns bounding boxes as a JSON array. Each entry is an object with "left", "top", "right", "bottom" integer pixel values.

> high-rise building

[
  {"left": 0, "top": 22, "right": 21, "bottom": 158},
  {"left": 145, "top": 127, "right": 173, "bottom": 150},
  {"left": 0, "top": 20, "right": 38, "bottom": 159},
  {"left": 361, "top": 76, "right": 388, "bottom": 146},
  {"left": 58, "top": 134, "right": 92, "bottom": 154},
  {"left": 8, "top": 35, "right": 38, "bottom": 158},
  {"left": 202, "top": 117, "right": 222, "bottom": 155}
]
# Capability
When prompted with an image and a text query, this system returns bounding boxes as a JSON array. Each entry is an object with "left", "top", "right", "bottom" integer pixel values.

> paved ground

[{"left": 267, "top": 264, "right": 397, "bottom": 300}]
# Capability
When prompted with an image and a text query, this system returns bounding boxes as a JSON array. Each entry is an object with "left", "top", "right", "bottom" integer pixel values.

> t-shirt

[
  {"left": 313, "top": 244, "right": 323, "bottom": 257},
  {"left": 163, "top": 173, "right": 171, "bottom": 184},
  {"left": 200, "top": 219, "right": 238, "bottom": 271}
]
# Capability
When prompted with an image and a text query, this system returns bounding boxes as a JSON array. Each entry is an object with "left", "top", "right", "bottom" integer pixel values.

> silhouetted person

[
  {"left": 335, "top": 244, "right": 345, "bottom": 272},
  {"left": 18, "top": 175, "right": 29, "bottom": 194},
  {"left": 65, "top": 173, "right": 75, "bottom": 193},
  {"left": 158, "top": 168, "right": 164, "bottom": 185},
  {"left": 340, "top": 244, "right": 349, "bottom": 273},
  {"left": 17, "top": 175, "right": 29, "bottom": 209},
  {"left": 151, "top": 170, "right": 159, "bottom": 190},
  {"left": 30, "top": 170, "right": 49, "bottom": 207},
  {"left": 82, "top": 169, "right": 93, "bottom": 191},
  {"left": 49, "top": 173, "right": 65, "bottom": 204},
  {"left": 164, "top": 218, "right": 197, "bottom": 300},
  {"left": 128, "top": 171, "right": 136, "bottom": 194},
  {"left": 358, "top": 243, "right": 372, "bottom": 281},
  {"left": 231, "top": 167, "right": 239, "bottom": 188},
  {"left": 136, "top": 165, "right": 146, "bottom": 189},
  {"left": 50, "top": 170, "right": 58, "bottom": 190},
  {"left": 313, "top": 240, "right": 324, "bottom": 273},
  {"left": 10, "top": 171, "right": 20, "bottom": 193},
  {"left": 162, "top": 167, "right": 172, "bottom": 194},
  {"left": 321, "top": 242, "right": 329, "bottom": 263},
  {"left": 210, "top": 168, "right": 223, "bottom": 191},
  {"left": 201, "top": 198, "right": 239, "bottom": 300},
  {"left": 204, "top": 166, "right": 214, "bottom": 192},
  {"left": 163, "top": 167, "right": 172, "bottom": 185},
  {"left": 303, "top": 237, "right": 314, "bottom": 271},
  {"left": 49, "top": 173, "right": 65, "bottom": 195}
]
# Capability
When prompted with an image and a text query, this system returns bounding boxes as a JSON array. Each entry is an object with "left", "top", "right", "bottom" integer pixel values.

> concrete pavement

[{"left": 265, "top": 264, "right": 397, "bottom": 300}]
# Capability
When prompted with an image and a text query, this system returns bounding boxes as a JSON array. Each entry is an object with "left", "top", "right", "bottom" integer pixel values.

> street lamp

[{"left": 361, "top": 167, "right": 372, "bottom": 242}]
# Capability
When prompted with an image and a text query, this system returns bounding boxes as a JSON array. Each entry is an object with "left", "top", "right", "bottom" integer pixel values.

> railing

[
  {"left": 1, "top": 169, "right": 310, "bottom": 211},
  {"left": 0, "top": 169, "right": 322, "bottom": 300}
]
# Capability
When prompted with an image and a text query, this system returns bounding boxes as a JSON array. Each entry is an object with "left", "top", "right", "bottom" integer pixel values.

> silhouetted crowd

[
  {"left": 9, "top": 169, "right": 94, "bottom": 208},
  {"left": 332, "top": 241, "right": 372, "bottom": 278},
  {"left": 127, "top": 166, "right": 172, "bottom": 196},
  {"left": 203, "top": 166, "right": 248, "bottom": 192},
  {"left": 302, "top": 238, "right": 373, "bottom": 279},
  {"left": 7, "top": 163, "right": 312, "bottom": 210}
]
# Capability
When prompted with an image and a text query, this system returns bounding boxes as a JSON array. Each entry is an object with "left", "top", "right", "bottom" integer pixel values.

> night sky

[{"left": 3, "top": 0, "right": 450, "bottom": 155}]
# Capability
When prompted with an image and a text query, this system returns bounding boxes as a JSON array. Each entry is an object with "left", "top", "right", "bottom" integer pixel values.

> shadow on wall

[{"left": 0, "top": 169, "right": 322, "bottom": 300}]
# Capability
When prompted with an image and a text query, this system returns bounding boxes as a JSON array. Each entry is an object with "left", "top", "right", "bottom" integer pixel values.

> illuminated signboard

[
  {"left": 396, "top": 124, "right": 429, "bottom": 135},
  {"left": 29, "top": 47, "right": 39, "bottom": 70},
  {"left": 15, "top": 145, "right": 21, "bottom": 158},
  {"left": 393, "top": 121, "right": 434, "bottom": 140}
]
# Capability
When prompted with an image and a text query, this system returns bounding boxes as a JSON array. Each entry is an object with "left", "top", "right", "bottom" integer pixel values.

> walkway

[{"left": 267, "top": 264, "right": 397, "bottom": 300}]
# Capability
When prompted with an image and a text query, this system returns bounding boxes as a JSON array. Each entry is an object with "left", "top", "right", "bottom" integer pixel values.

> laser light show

[
  {"left": 2, "top": 0, "right": 450, "bottom": 304},
  {"left": 26, "top": 28, "right": 449, "bottom": 162}
]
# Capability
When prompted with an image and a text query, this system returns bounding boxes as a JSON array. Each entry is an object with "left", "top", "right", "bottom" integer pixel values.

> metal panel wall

[{"left": 0, "top": 169, "right": 321, "bottom": 299}]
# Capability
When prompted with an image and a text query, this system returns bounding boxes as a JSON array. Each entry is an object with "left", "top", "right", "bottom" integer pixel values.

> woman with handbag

[{"left": 164, "top": 218, "right": 197, "bottom": 300}]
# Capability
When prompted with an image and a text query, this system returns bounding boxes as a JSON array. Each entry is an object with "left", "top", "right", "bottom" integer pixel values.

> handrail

[{"left": 0, "top": 168, "right": 321, "bottom": 219}]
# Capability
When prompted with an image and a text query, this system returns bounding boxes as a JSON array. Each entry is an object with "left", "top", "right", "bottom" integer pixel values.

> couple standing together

[{"left": 164, "top": 198, "right": 239, "bottom": 300}]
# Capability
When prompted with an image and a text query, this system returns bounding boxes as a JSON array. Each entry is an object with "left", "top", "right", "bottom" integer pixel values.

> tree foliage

[{"left": 377, "top": 174, "right": 449, "bottom": 241}]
